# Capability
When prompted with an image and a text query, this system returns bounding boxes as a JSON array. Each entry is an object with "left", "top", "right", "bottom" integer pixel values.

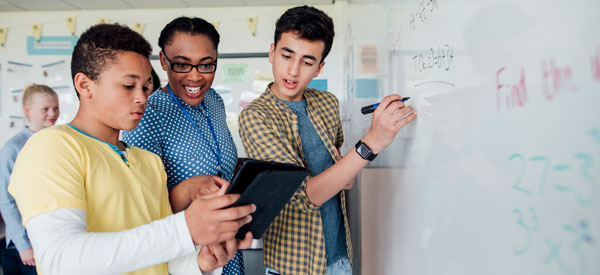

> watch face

[
  {"left": 357, "top": 143, "right": 371, "bottom": 159},
  {"left": 355, "top": 140, "right": 376, "bottom": 161}
]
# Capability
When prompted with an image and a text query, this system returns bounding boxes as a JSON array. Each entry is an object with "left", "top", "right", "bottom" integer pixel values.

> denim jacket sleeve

[{"left": 0, "top": 142, "right": 31, "bottom": 251}]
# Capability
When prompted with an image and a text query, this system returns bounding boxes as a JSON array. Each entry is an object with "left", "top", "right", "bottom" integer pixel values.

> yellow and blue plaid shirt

[{"left": 239, "top": 84, "right": 352, "bottom": 275}]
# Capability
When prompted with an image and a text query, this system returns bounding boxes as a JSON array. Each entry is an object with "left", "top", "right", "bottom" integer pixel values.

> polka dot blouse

[{"left": 122, "top": 88, "right": 237, "bottom": 189}]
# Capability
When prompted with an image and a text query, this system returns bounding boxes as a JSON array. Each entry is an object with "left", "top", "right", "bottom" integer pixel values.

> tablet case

[{"left": 227, "top": 159, "right": 308, "bottom": 239}]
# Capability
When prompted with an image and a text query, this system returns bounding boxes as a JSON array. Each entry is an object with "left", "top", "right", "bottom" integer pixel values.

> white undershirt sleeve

[{"left": 25, "top": 208, "right": 220, "bottom": 275}]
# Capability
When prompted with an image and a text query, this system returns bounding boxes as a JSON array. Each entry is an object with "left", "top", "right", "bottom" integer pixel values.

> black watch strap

[{"left": 355, "top": 140, "right": 377, "bottom": 161}]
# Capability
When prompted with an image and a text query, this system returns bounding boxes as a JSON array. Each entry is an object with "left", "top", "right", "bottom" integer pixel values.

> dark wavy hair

[
  {"left": 158, "top": 17, "right": 220, "bottom": 51},
  {"left": 275, "top": 6, "right": 335, "bottom": 62},
  {"left": 71, "top": 24, "right": 152, "bottom": 83}
]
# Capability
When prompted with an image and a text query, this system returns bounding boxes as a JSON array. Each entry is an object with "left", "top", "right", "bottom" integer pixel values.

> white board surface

[{"left": 346, "top": 0, "right": 600, "bottom": 274}]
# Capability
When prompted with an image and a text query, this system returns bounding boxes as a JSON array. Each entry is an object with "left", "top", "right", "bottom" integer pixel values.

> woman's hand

[{"left": 170, "top": 175, "right": 229, "bottom": 213}]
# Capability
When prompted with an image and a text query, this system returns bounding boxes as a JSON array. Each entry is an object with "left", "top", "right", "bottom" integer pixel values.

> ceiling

[{"left": 0, "top": 0, "right": 335, "bottom": 12}]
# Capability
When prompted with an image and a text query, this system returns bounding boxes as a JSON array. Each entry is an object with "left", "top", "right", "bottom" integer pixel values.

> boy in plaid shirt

[{"left": 239, "top": 6, "right": 417, "bottom": 275}]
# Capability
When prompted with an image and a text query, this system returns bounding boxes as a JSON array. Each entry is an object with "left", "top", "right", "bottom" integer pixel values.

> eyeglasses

[{"left": 163, "top": 53, "right": 217, "bottom": 74}]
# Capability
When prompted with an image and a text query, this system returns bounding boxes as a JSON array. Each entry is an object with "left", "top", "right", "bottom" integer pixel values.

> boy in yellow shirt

[{"left": 9, "top": 24, "right": 255, "bottom": 275}]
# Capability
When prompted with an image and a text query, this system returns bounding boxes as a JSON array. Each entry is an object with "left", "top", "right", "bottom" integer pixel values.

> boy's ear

[
  {"left": 73, "top": 72, "right": 93, "bottom": 99},
  {"left": 268, "top": 43, "right": 275, "bottom": 64},
  {"left": 159, "top": 51, "right": 168, "bottom": 71},
  {"left": 315, "top": 61, "right": 325, "bottom": 77}
]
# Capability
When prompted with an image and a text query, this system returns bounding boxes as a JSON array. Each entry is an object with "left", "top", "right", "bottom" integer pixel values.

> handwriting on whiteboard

[
  {"left": 496, "top": 59, "right": 577, "bottom": 111},
  {"left": 496, "top": 48, "right": 600, "bottom": 112},
  {"left": 541, "top": 58, "right": 577, "bottom": 101},
  {"left": 496, "top": 66, "right": 528, "bottom": 111},
  {"left": 385, "top": 24, "right": 403, "bottom": 53},
  {"left": 508, "top": 152, "right": 596, "bottom": 205},
  {"left": 543, "top": 221, "right": 594, "bottom": 275},
  {"left": 409, "top": 0, "right": 439, "bottom": 32},
  {"left": 412, "top": 44, "right": 454, "bottom": 72},
  {"left": 510, "top": 129, "right": 598, "bottom": 274}
]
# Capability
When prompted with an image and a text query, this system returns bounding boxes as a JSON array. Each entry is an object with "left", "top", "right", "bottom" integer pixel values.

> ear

[
  {"left": 74, "top": 72, "right": 94, "bottom": 99},
  {"left": 268, "top": 43, "right": 275, "bottom": 64},
  {"left": 159, "top": 51, "right": 168, "bottom": 71},
  {"left": 22, "top": 104, "right": 31, "bottom": 118},
  {"left": 315, "top": 61, "right": 325, "bottom": 78}
]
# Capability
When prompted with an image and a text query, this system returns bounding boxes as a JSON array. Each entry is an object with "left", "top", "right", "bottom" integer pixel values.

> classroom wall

[{"left": 0, "top": 1, "right": 350, "bottom": 145}]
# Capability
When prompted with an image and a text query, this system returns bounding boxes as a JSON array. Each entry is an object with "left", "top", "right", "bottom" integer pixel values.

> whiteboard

[{"left": 345, "top": 0, "right": 600, "bottom": 274}]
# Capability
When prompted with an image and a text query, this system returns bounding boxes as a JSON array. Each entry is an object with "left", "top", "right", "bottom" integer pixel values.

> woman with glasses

[{"left": 122, "top": 17, "right": 246, "bottom": 275}]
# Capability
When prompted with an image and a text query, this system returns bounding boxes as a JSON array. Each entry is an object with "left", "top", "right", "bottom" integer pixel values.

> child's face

[
  {"left": 160, "top": 32, "right": 217, "bottom": 107},
  {"left": 89, "top": 51, "right": 152, "bottom": 131},
  {"left": 269, "top": 31, "right": 325, "bottom": 101},
  {"left": 23, "top": 94, "right": 59, "bottom": 131}
]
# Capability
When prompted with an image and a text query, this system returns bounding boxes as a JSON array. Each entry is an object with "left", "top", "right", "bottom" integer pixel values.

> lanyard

[
  {"left": 67, "top": 123, "right": 131, "bottom": 168},
  {"left": 166, "top": 84, "right": 223, "bottom": 176}
]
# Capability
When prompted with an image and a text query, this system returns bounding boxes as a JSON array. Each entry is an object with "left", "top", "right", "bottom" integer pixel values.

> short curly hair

[{"left": 71, "top": 24, "right": 152, "bottom": 84}]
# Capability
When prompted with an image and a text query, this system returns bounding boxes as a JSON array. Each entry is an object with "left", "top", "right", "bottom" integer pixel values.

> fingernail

[{"left": 246, "top": 215, "right": 253, "bottom": 223}]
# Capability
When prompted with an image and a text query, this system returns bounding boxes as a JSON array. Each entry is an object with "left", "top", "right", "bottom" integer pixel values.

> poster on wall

[
  {"left": 27, "top": 36, "right": 78, "bottom": 55},
  {"left": 307, "top": 79, "right": 328, "bottom": 91},
  {"left": 8, "top": 116, "right": 24, "bottom": 130},
  {"left": 222, "top": 63, "right": 250, "bottom": 83},
  {"left": 5, "top": 61, "right": 37, "bottom": 127},
  {"left": 359, "top": 45, "right": 378, "bottom": 73},
  {"left": 6, "top": 61, "right": 33, "bottom": 76},
  {"left": 42, "top": 60, "right": 69, "bottom": 84}
]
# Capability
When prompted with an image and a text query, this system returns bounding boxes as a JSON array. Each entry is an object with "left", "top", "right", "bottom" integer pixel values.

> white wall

[{"left": 0, "top": 1, "right": 350, "bottom": 145}]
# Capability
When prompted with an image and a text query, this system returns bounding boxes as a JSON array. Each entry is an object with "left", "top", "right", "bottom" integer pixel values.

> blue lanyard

[
  {"left": 67, "top": 123, "right": 131, "bottom": 168},
  {"left": 166, "top": 84, "right": 223, "bottom": 176}
]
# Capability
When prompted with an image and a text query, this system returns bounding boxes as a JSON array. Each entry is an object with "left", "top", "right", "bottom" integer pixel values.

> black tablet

[{"left": 227, "top": 158, "right": 308, "bottom": 239}]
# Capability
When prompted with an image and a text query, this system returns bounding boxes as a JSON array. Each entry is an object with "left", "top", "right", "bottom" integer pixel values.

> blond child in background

[{"left": 0, "top": 83, "right": 60, "bottom": 275}]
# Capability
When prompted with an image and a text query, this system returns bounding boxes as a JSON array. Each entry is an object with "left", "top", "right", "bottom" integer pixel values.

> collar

[
  {"left": 264, "top": 83, "right": 315, "bottom": 111},
  {"left": 22, "top": 126, "right": 36, "bottom": 137},
  {"left": 66, "top": 124, "right": 131, "bottom": 168}
]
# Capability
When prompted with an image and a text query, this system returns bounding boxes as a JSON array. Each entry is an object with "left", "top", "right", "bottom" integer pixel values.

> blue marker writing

[{"left": 361, "top": 97, "right": 410, "bottom": 115}]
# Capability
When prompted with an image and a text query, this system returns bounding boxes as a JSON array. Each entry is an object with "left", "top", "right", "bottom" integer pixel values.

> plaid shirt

[{"left": 239, "top": 84, "right": 352, "bottom": 275}]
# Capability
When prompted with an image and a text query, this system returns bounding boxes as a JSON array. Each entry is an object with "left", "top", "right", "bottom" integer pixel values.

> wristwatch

[{"left": 355, "top": 140, "right": 377, "bottom": 161}]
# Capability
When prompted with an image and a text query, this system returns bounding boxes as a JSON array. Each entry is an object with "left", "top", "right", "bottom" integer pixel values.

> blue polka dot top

[{"left": 122, "top": 88, "right": 237, "bottom": 189}]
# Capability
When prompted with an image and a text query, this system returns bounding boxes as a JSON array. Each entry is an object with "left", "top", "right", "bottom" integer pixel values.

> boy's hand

[
  {"left": 197, "top": 232, "right": 254, "bottom": 272},
  {"left": 362, "top": 94, "right": 417, "bottom": 154},
  {"left": 170, "top": 175, "right": 228, "bottom": 213},
  {"left": 184, "top": 182, "right": 256, "bottom": 246}
]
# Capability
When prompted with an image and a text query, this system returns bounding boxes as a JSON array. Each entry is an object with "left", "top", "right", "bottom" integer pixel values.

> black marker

[{"left": 361, "top": 97, "right": 410, "bottom": 115}]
